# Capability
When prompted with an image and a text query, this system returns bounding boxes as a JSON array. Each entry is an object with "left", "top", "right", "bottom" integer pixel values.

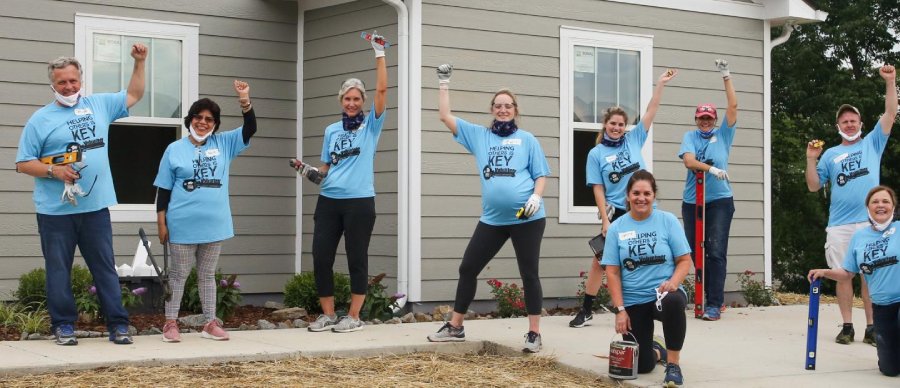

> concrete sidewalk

[{"left": 0, "top": 304, "right": 894, "bottom": 387}]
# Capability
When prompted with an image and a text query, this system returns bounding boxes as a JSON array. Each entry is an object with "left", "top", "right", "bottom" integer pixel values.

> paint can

[{"left": 608, "top": 332, "right": 639, "bottom": 380}]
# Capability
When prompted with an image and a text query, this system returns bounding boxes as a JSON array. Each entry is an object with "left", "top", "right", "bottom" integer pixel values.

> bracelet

[
  {"left": 46, "top": 164, "right": 54, "bottom": 179},
  {"left": 241, "top": 103, "right": 252, "bottom": 111}
]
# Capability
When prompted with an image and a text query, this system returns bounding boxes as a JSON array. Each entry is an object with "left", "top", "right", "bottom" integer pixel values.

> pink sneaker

[
  {"left": 162, "top": 320, "right": 181, "bottom": 343},
  {"left": 201, "top": 320, "right": 229, "bottom": 341}
]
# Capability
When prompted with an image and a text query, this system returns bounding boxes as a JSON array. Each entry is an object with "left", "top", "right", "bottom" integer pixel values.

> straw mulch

[{"left": 0, "top": 353, "right": 614, "bottom": 388}]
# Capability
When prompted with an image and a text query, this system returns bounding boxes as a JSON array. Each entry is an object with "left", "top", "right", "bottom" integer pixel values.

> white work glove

[
  {"left": 522, "top": 194, "right": 542, "bottom": 218},
  {"left": 290, "top": 159, "right": 325, "bottom": 185},
  {"left": 370, "top": 30, "right": 385, "bottom": 58},
  {"left": 715, "top": 59, "right": 730, "bottom": 78},
  {"left": 62, "top": 182, "right": 86, "bottom": 206},
  {"left": 708, "top": 166, "right": 730, "bottom": 181},
  {"left": 437, "top": 64, "right": 453, "bottom": 85}
]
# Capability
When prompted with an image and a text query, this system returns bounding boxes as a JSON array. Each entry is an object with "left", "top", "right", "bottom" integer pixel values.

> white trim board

[{"left": 607, "top": 0, "right": 825, "bottom": 22}]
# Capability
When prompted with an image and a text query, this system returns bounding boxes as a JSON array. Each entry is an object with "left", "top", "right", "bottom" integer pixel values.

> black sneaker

[
  {"left": 427, "top": 322, "right": 465, "bottom": 342},
  {"left": 863, "top": 325, "right": 877, "bottom": 347},
  {"left": 568, "top": 309, "right": 593, "bottom": 328},
  {"left": 835, "top": 325, "right": 854, "bottom": 345},
  {"left": 54, "top": 324, "right": 78, "bottom": 346}
]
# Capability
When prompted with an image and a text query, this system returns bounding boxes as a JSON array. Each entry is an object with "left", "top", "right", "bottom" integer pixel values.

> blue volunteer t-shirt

[
  {"left": 154, "top": 128, "right": 249, "bottom": 244},
  {"left": 601, "top": 210, "right": 692, "bottom": 307},
  {"left": 319, "top": 105, "right": 385, "bottom": 199},
  {"left": 679, "top": 115, "right": 736, "bottom": 204},
  {"left": 843, "top": 222, "right": 900, "bottom": 305},
  {"left": 454, "top": 118, "right": 551, "bottom": 226},
  {"left": 16, "top": 91, "right": 128, "bottom": 215},
  {"left": 586, "top": 122, "right": 648, "bottom": 210},
  {"left": 817, "top": 123, "right": 888, "bottom": 227}
]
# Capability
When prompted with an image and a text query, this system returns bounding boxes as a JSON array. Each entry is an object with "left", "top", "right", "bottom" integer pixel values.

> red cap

[{"left": 695, "top": 103, "right": 717, "bottom": 119}]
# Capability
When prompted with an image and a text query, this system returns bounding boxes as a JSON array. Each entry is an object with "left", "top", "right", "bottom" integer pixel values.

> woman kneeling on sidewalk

[
  {"left": 809, "top": 185, "right": 900, "bottom": 377},
  {"left": 602, "top": 170, "right": 691, "bottom": 387}
]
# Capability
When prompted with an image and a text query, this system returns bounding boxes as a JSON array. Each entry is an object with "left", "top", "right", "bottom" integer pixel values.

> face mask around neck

[
  {"left": 51, "top": 86, "right": 80, "bottom": 107},
  {"left": 189, "top": 124, "right": 213, "bottom": 143}
]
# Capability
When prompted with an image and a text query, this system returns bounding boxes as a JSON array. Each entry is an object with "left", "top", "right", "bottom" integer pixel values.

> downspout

[
  {"left": 381, "top": 0, "right": 409, "bottom": 310},
  {"left": 763, "top": 21, "right": 797, "bottom": 288}
]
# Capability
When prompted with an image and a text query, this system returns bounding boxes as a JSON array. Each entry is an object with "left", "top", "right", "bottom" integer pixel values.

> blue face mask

[
  {"left": 697, "top": 128, "right": 717, "bottom": 139},
  {"left": 600, "top": 132, "right": 624, "bottom": 147},
  {"left": 490, "top": 119, "right": 518, "bottom": 137},
  {"left": 342, "top": 112, "right": 365, "bottom": 131}
]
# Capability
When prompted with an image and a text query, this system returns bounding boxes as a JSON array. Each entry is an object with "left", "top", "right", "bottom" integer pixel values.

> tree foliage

[{"left": 771, "top": 0, "right": 900, "bottom": 293}]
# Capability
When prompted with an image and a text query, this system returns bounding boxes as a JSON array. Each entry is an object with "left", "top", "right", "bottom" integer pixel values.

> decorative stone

[
  {"left": 128, "top": 325, "right": 138, "bottom": 335},
  {"left": 264, "top": 301, "right": 286, "bottom": 310},
  {"left": 540, "top": 308, "right": 549, "bottom": 317},
  {"left": 27, "top": 333, "right": 44, "bottom": 340},
  {"left": 414, "top": 313, "right": 433, "bottom": 322},
  {"left": 292, "top": 319, "right": 309, "bottom": 329},
  {"left": 400, "top": 312, "right": 417, "bottom": 323},
  {"left": 372, "top": 319, "right": 382, "bottom": 325},
  {"left": 271, "top": 307, "right": 308, "bottom": 321},
  {"left": 238, "top": 323, "right": 253, "bottom": 331},
  {"left": 88, "top": 331, "right": 103, "bottom": 338},
  {"left": 433, "top": 305, "right": 452, "bottom": 321},
  {"left": 277, "top": 322, "right": 291, "bottom": 329},
  {"left": 385, "top": 317, "right": 402, "bottom": 324},
  {"left": 20, "top": 332, "right": 28, "bottom": 341},
  {"left": 177, "top": 314, "right": 208, "bottom": 329},
  {"left": 147, "top": 327, "right": 162, "bottom": 335},
  {"left": 257, "top": 319, "right": 276, "bottom": 330},
  {"left": 74, "top": 330, "right": 90, "bottom": 338},
  {"left": 464, "top": 310, "right": 478, "bottom": 320}
]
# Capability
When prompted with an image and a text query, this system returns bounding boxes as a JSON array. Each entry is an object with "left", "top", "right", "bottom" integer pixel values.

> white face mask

[
  {"left": 189, "top": 124, "right": 213, "bottom": 143},
  {"left": 838, "top": 127, "right": 862, "bottom": 142},
  {"left": 51, "top": 86, "right": 80, "bottom": 107},
  {"left": 869, "top": 214, "right": 893, "bottom": 232}
]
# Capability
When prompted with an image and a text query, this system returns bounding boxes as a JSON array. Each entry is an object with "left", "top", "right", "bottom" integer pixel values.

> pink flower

[
  {"left": 579, "top": 271, "right": 586, "bottom": 277},
  {"left": 220, "top": 279, "right": 229, "bottom": 287},
  {"left": 132, "top": 287, "right": 147, "bottom": 296},
  {"left": 393, "top": 292, "right": 405, "bottom": 299},
  {"left": 232, "top": 281, "right": 241, "bottom": 289},
  {"left": 88, "top": 285, "right": 97, "bottom": 295}
]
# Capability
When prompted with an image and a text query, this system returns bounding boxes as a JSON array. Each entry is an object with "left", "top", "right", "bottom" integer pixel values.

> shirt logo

[{"left": 502, "top": 138, "right": 522, "bottom": 146}]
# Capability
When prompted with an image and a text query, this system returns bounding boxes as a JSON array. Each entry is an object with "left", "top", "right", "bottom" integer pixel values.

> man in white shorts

[{"left": 804, "top": 65, "right": 897, "bottom": 345}]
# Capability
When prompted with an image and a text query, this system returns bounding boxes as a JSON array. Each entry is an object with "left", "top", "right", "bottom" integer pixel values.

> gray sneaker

[
  {"left": 332, "top": 316, "right": 364, "bottom": 333},
  {"left": 427, "top": 322, "right": 466, "bottom": 342},
  {"left": 523, "top": 331, "right": 542, "bottom": 353},
  {"left": 308, "top": 314, "right": 337, "bottom": 332},
  {"left": 54, "top": 324, "right": 78, "bottom": 346}
]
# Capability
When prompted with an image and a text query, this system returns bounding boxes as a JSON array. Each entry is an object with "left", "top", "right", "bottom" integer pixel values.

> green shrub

[
  {"left": 180, "top": 268, "right": 242, "bottom": 320},
  {"left": 738, "top": 270, "right": 776, "bottom": 307},
  {"left": 71, "top": 265, "right": 93, "bottom": 300},
  {"left": 16, "top": 309, "right": 50, "bottom": 334},
  {"left": 0, "top": 302, "right": 25, "bottom": 327},
  {"left": 15, "top": 268, "right": 46, "bottom": 311},
  {"left": 360, "top": 273, "right": 403, "bottom": 321},
  {"left": 283, "top": 272, "right": 351, "bottom": 314}
]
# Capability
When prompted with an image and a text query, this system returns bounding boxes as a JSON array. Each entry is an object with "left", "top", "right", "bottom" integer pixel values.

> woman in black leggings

[
  {"left": 427, "top": 64, "right": 551, "bottom": 353},
  {"left": 601, "top": 170, "right": 692, "bottom": 387}
]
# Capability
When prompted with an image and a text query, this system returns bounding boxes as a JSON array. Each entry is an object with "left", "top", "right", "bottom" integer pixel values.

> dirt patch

[{"left": 0, "top": 353, "right": 614, "bottom": 387}]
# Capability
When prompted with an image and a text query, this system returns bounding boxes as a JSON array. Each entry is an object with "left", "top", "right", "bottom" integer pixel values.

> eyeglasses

[
  {"left": 192, "top": 115, "right": 215, "bottom": 124},
  {"left": 492, "top": 103, "right": 516, "bottom": 110}
]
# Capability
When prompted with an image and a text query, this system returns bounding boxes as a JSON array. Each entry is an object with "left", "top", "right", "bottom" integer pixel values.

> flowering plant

[
  {"left": 361, "top": 273, "right": 403, "bottom": 321},
  {"left": 575, "top": 271, "right": 611, "bottom": 311},
  {"left": 737, "top": 270, "right": 775, "bottom": 307},
  {"left": 486, "top": 279, "right": 526, "bottom": 318},
  {"left": 182, "top": 269, "right": 242, "bottom": 320},
  {"left": 75, "top": 284, "right": 145, "bottom": 323}
]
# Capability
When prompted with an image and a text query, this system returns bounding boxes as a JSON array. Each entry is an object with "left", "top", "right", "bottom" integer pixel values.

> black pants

[
  {"left": 312, "top": 195, "right": 376, "bottom": 296},
  {"left": 873, "top": 301, "right": 900, "bottom": 377},
  {"left": 625, "top": 290, "right": 687, "bottom": 373},
  {"left": 453, "top": 219, "right": 546, "bottom": 315}
]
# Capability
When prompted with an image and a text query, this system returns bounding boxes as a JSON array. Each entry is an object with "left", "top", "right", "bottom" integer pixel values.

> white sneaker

[
  {"left": 331, "top": 316, "right": 364, "bottom": 333},
  {"left": 308, "top": 314, "right": 337, "bottom": 332}
]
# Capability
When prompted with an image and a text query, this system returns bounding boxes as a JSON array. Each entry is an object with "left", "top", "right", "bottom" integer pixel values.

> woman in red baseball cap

[{"left": 678, "top": 59, "right": 739, "bottom": 321}]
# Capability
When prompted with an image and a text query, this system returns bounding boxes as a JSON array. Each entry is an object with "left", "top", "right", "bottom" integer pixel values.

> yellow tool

[{"left": 40, "top": 142, "right": 82, "bottom": 165}]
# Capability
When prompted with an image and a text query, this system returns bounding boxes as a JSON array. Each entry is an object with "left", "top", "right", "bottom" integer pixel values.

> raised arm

[
  {"left": 716, "top": 59, "right": 738, "bottom": 127},
  {"left": 878, "top": 65, "right": 897, "bottom": 135},
  {"left": 642, "top": 69, "right": 677, "bottom": 130},
  {"left": 436, "top": 64, "right": 458, "bottom": 135},
  {"left": 235, "top": 80, "right": 256, "bottom": 144},
  {"left": 371, "top": 31, "right": 388, "bottom": 117},
  {"left": 805, "top": 140, "right": 824, "bottom": 192},
  {"left": 126, "top": 43, "right": 148, "bottom": 108}
]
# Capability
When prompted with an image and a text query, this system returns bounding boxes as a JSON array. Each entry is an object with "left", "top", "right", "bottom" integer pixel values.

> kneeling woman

[
  {"left": 809, "top": 185, "right": 900, "bottom": 377},
  {"left": 426, "top": 64, "right": 551, "bottom": 353},
  {"left": 602, "top": 170, "right": 691, "bottom": 387}
]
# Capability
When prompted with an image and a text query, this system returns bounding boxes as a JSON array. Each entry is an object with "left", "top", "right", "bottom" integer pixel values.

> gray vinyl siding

[
  {"left": 302, "top": 0, "right": 400, "bottom": 289},
  {"left": 0, "top": 0, "right": 298, "bottom": 298},
  {"left": 419, "top": 0, "right": 766, "bottom": 301}
]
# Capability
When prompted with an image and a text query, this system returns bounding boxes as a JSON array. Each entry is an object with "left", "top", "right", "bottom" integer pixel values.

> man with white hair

[{"left": 15, "top": 44, "right": 148, "bottom": 345}]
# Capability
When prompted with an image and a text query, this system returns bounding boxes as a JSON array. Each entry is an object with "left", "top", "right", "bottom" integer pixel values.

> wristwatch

[
  {"left": 46, "top": 164, "right": 54, "bottom": 179},
  {"left": 612, "top": 305, "right": 626, "bottom": 314}
]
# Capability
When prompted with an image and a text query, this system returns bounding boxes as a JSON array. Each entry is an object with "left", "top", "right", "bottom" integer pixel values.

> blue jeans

[
  {"left": 873, "top": 302, "right": 900, "bottom": 376},
  {"left": 682, "top": 197, "right": 735, "bottom": 309},
  {"left": 36, "top": 208, "right": 129, "bottom": 332}
]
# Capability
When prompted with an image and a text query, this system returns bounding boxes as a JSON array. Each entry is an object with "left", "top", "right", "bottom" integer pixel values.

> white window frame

[
  {"left": 559, "top": 26, "right": 654, "bottom": 224},
  {"left": 75, "top": 14, "right": 199, "bottom": 222}
]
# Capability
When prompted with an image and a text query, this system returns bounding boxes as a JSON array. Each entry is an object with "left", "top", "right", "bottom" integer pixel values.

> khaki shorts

[{"left": 824, "top": 222, "right": 868, "bottom": 269}]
